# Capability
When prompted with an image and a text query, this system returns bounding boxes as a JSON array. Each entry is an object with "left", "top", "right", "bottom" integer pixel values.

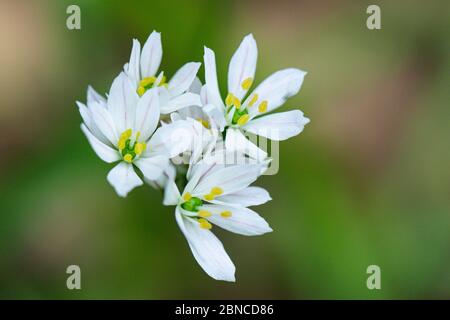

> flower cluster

[{"left": 77, "top": 31, "right": 309, "bottom": 282}]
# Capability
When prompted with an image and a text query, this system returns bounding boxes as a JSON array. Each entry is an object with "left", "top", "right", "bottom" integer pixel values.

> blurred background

[{"left": 0, "top": 0, "right": 449, "bottom": 299}]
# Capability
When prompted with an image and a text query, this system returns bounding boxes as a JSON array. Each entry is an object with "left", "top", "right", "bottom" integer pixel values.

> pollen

[
  {"left": 237, "top": 114, "right": 250, "bottom": 126},
  {"left": 183, "top": 193, "right": 192, "bottom": 201},
  {"left": 123, "top": 154, "right": 133, "bottom": 163},
  {"left": 197, "top": 118, "right": 210, "bottom": 129},
  {"left": 225, "top": 93, "right": 234, "bottom": 106},
  {"left": 233, "top": 96, "right": 241, "bottom": 109},
  {"left": 211, "top": 187, "right": 223, "bottom": 196},
  {"left": 134, "top": 142, "right": 146, "bottom": 155},
  {"left": 198, "top": 218, "right": 212, "bottom": 230},
  {"left": 220, "top": 211, "right": 232, "bottom": 218},
  {"left": 258, "top": 100, "right": 268, "bottom": 113},
  {"left": 139, "top": 76, "right": 156, "bottom": 88},
  {"left": 248, "top": 93, "right": 258, "bottom": 107},
  {"left": 137, "top": 86, "right": 146, "bottom": 96},
  {"left": 204, "top": 193, "right": 215, "bottom": 201},
  {"left": 198, "top": 210, "right": 212, "bottom": 218},
  {"left": 241, "top": 77, "right": 253, "bottom": 90}
]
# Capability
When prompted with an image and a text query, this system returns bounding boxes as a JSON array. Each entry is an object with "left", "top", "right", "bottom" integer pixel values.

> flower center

[
  {"left": 181, "top": 194, "right": 203, "bottom": 212},
  {"left": 118, "top": 129, "right": 146, "bottom": 163},
  {"left": 137, "top": 75, "right": 167, "bottom": 96},
  {"left": 231, "top": 108, "right": 249, "bottom": 126}
]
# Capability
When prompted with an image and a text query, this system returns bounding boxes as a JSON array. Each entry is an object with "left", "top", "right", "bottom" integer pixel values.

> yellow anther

[
  {"left": 197, "top": 118, "right": 210, "bottom": 129},
  {"left": 204, "top": 194, "right": 215, "bottom": 201},
  {"left": 183, "top": 193, "right": 192, "bottom": 201},
  {"left": 241, "top": 77, "right": 253, "bottom": 90},
  {"left": 258, "top": 100, "right": 268, "bottom": 113},
  {"left": 225, "top": 93, "right": 234, "bottom": 106},
  {"left": 118, "top": 138, "right": 126, "bottom": 151},
  {"left": 198, "top": 210, "right": 212, "bottom": 218},
  {"left": 137, "top": 86, "right": 146, "bottom": 96},
  {"left": 135, "top": 131, "right": 141, "bottom": 141},
  {"left": 237, "top": 114, "right": 250, "bottom": 126},
  {"left": 158, "top": 75, "right": 167, "bottom": 85},
  {"left": 123, "top": 154, "right": 133, "bottom": 163},
  {"left": 211, "top": 187, "right": 223, "bottom": 196},
  {"left": 248, "top": 93, "right": 258, "bottom": 107},
  {"left": 134, "top": 142, "right": 146, "bottom": 155},
  {"left": 233, "top": 96, "right": 241, "bottom": 109},
  {"left": 139, "top": 76, "right": 156, "bottom": 88},
  {"left": 220, "top": 211, "right": 232, "bottom": 218},
  {"left": 198, "top": 218, "right": 212, "bottom": 230},
  {"left": 121, "top": 129, "right": 132, "bottom": 140}
]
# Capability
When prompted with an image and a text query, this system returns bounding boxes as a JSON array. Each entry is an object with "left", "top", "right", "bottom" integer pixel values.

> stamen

[
  {"left": 233, "top": 96, "right": 241, "bottom": 109},
  {"left": 137, "top": 86, "right": 146, "bottom": 96},
  {"left": 183, "top": 193, "right": 192, "bottom": 201},
  {"left": 237, "top": 114, "right": 250, "bottom": 126},
  {"left": 134, "top": 142, "right": 146, "bottom": 155},
  {"left": 123, "top": 154, "right": 133, "bottom": 163},
  {"left": 198, "top": 218, "right": 212, "bottom": 230},
  {"left": 204, "top": 194, "right": 215, "bottom": 201},
  {"left": 225, "top": 93, "right": 234, "bottom": 106},
  {"left": 139, "top": 76, "right": 156, "bottom": 88},
  {"left": 248, "top": 94, "right": 258, "bottom": 107},
  {"left": 258, "top": 100, "right": 268, "bottom": 113},
  {"left": 211, "top": 187, "right": 223, "bottom": 196},
  {"left": 197, "top": 118, "right": 210, "bottom": 129},
  {"left": 198, "top": 210, "right": 212, "bottom": 218},
  {"left": 241, "top": 77, "right": 253, "bottom": 90},
  {"left": 220, "top": 211, "right": 232, "bottom": 218}
]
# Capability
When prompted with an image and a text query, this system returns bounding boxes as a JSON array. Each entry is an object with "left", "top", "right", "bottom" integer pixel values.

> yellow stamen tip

[
  {"left": 159, "top": 75, "right": 167, "bottom": 85},
  {"left": 198, "top": 218, "right": 212, "bottom": 230},
  {"left": 197, "top": 118, "right": 210, "bottom": 129},
  {"left": 204, "top": 194, "right": 215, "bottom": 201},
  {"left": 139, "top": 76, "right": 156, "bottom": 88},
  {"left": 137, "top": 86, "right": 146, "bottom": 96},
  {"left": 220, "top": 211, "right": 232, "bottom": 218},
  {"left": 211, "top": 187, "right": 223, "bottom": 196},
  {"left": 233, "top": 96, "right": 241, "bottom": 109},
  {"left": 258, "top": 100, "right": 268, "bottom": 113},
  {"left": 198, "top": 210, "right": 212, "bottom": 218},
  {"left": 183, "top": 193, "right": 192, "bottom": 201},
  {"left": 134, "top": 142, "right": 146, "bottom": 155},
  {"left": 237, "top": 114, "right": 250, "bottom": 126},
  {"left": 248, "top": 93, "right": 258, "bottom": 107},
  {"left": 225, "top": 93, "right": 234, "bottom": 106},
  {"left": 123, "top": 154, "right": 133, "bottom": 163},
  {"left": 241, "top": 77, "right": 253, "bottom": 90}
]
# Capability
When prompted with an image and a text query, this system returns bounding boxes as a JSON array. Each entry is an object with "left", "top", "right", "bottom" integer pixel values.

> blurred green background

[{"left": 0, "top": 0, "right": 449, "bottom": 299}]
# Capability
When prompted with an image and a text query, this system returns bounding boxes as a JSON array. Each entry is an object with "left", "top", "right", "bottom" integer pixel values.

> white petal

[
  {"left": 192, "top": 163, "right": 262, "bottom": 197},
  {"left": 200, "top": 204, "right": 272, "bottom": 236},
  {"left": 163, "top": 179, "right": 180, "bottom": 206},
  {"left": 248, "top": 68, "right": 306, "bottom": 117},
  {"left": 203, "top": 47, "right": 224, "bottom": 108},
  {"left": 203, "top": 102, "right": 226, "bottom": 132},
  {"left": 160, "top": 92, "right": 201, "bottom": 114},
  {"left": 168, "top": 62, "right": 201, "bottom": 97},
  {"left": 107, "top": 162, "right": 143, "bottom": 197},
  {"left": 225, "top": 128, "right": 267, "bottom": 160},
  {"left": 135, "top": 88, "right": 160, "bottom": 141},
  {"left": 81, "top": 124, "right": 120, "bottom": 163},
  {"left": 214, "top": 186, "right": 271, "bottom": 207},
  {"left": 189, "top": 77, "right": 202, "bottom": 94},
  {"left": 227, "top": 34, "right": 258, "bottom": 101},
  {"left": 244, "top": 110, "right": 310, "bottom": 141},
  {"left": 87, "top": 86, "right": 106, "bottom": 104},
  {"left": 107, "top": 72, "right": 139, "bottom": 134},
  {"left": 134, "top": 154, "right": 168, "bottom": 181},
  {"left": 90, "top": 100, "right": 119, "bottom": 145},
  {"left": 126, "top": 39, "right": 141, "bottom": 85},
  {"left": 140, "top": 31, "right": 162, "bottom": 78},
  {"left": 175, "top": 208, "right": 235, "bottom": 282},
  {"left": 148, "top": 120, "right": 196, "bottom": 158}
]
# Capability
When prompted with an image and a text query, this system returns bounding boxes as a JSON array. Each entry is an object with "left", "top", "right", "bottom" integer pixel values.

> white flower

[
  {"left": 125, "top": 31, "right": 202, "bottom": 114},
  {"left": 202, "top": 34, "right": 310, "bottom": 159},
  {"left": 77, "top": 72, "right": 172, "bottom": 197},
  {"left": 163, "top": 151, "right": 272, "bottom": 281}
]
